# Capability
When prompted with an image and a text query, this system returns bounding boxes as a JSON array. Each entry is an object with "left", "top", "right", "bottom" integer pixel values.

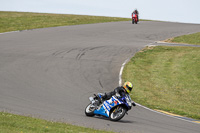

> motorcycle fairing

[
  {"left": 94, "top": 105, "right": 109, "bottom": 117},
  {"left": 94, "top": 96, "right": 121, "bottom": 117}
]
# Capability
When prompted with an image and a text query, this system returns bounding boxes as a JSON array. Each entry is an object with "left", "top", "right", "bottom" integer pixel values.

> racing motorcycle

[
  {"left": 85, "top": 93, "right": 136, "bottom": 121},
  {"left": 132, "top": 13, "right": 138, "bottom": 24}
]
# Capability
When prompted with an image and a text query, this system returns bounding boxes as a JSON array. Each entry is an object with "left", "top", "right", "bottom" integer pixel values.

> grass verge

[
  {"left": 123, "top": 46, "right": 200, "bottom": 120},
  {"left": 0, "top": 112, "right": 114, "bottom": 133},
  {"left": 0, "top": 11, "right": 131, "bottom": 33},
  {"left": 164, "top": 32, "right": 200, "bottom": 45}
]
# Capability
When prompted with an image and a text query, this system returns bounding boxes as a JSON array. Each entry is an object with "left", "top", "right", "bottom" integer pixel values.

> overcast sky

[{"left": 1, "top": 0, "right": 200, "bottom": 24}]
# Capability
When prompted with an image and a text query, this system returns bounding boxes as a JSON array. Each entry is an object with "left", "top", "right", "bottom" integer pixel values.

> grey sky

[{"left": 1, "top": 0, "right": 200, "bottom": 24}]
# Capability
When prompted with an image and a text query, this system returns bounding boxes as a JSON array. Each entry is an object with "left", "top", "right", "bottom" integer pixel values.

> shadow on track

[{"left": 86, "top": 115, "right": 135, "bottom": 123}]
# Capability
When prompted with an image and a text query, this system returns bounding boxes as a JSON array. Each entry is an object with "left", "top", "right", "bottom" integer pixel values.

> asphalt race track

[{"left": 0, "top": 21, "right": 200, "bottom": 133}]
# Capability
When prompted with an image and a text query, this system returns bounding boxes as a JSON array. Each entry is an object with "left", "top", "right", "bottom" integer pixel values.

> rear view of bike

[{"left": 132, "top": 14, "right": 138, "bottom": 24}]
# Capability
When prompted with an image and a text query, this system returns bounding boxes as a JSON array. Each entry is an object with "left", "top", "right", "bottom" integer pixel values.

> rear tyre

[
  {"left": 85, "top": 104, "right": 95, "bottom": 117},
  {"left": 109, "top": 106, "right": 127, "bottom": 121}
]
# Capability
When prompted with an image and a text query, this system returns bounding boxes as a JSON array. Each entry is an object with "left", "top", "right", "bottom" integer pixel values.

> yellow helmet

[{"left": 123, "top": 82, "right": 133, "bottom": 94}]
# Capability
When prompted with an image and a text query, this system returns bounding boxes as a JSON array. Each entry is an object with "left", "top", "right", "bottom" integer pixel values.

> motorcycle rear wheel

[
  {"left": 109, "top": 106, "right": 127, "bottom": 121},
  {"left": 85, "top": 103, "right": 95, "bottom": 116}
]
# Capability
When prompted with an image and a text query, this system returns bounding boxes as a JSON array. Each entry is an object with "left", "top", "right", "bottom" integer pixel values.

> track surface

[{"left": 0, "top": 21, "right": 200, "bottom": 133}]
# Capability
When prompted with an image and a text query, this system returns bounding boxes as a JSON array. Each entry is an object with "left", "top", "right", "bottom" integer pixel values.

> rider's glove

[
  {"left": 115, "top": 93, "right": 120, "bottom": 98},
  {"left": 132, "top": 102, "right": 136, "bottom": 106}
]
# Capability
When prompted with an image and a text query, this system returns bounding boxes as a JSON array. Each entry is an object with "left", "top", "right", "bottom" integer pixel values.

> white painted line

[
  {"left": 119, "top": 59, "right": 129, "bottom": 86},
  {"left": 155, "top": 41, "right": 169, "bottom": 44},
  {"left": 136, "top": 103, "right": 200, "bottom": 124},
  {"left": 0, "top": 29, "right": 32, "bottom": 35},
  {"left": 0, "top": 30, "right": 20, "bottom": 35}
]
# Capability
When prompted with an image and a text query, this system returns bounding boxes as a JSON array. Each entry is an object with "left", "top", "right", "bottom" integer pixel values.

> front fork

[{"left": 112, "top": 106, "right": 119, "bottom": 113}]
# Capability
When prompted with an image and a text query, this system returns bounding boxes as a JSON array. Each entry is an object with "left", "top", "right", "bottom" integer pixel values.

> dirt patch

[{"left": 163, "top": 37, "right": 174, "bottom": 43}]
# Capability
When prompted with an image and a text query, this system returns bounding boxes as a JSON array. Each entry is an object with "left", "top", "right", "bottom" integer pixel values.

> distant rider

[{"left": 132, "top": 9, "right": 139, "bottom": 22}]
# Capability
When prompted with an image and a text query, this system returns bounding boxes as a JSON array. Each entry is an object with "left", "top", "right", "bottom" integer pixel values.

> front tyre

[
  {"left": 132, "top": 19, "right": 134, "bottom": 24},
  {"left": 109, "top": 106, "right": 127, "bottom": 121},
  {"left": 85, "top": 104, "right": 95, "bottom": 117}
]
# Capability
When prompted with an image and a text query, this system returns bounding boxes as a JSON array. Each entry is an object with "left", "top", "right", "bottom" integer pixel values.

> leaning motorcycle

[{"left": 85, "top": 93, "right": 136, "bottom": 121}]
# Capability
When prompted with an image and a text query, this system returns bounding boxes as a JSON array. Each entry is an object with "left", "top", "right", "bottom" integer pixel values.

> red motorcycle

[{"left": 132, "top": 13, "right": 138, "bottom": 24}]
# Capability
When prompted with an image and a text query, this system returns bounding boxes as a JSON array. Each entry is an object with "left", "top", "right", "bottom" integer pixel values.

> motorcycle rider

[
  {"left": 133, "top": 9, "right": 139, "bottom": 15},
  {"left": 99, "top": 81, "right": 136, "bottom": 106},
  {"left": 132, "top": 9, "right": 139, "bottom": 22}
]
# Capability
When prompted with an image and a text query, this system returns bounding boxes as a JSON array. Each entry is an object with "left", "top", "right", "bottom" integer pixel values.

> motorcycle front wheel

[
  {"left": 132, "top": 19, "right": 134, "bottom": 24},
  {"left": 85, "top": 103, "right": 95, "bottom": 116},
  {"left": 109, "top": 106, "right": 127, "bottom": 121}
]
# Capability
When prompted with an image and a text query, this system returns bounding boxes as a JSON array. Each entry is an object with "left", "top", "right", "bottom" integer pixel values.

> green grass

[
  {"left": 0, "top": 11, "right": 131, "bottom": 33},
  {"left": 0, "top": 112, "right": 114, "bottom": 133},
  {"left": 165, "top": 32, "right": 200, "bottom": 45},
  {"left": 123, "top": 46, "right": 200, "bottom": 120}
]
